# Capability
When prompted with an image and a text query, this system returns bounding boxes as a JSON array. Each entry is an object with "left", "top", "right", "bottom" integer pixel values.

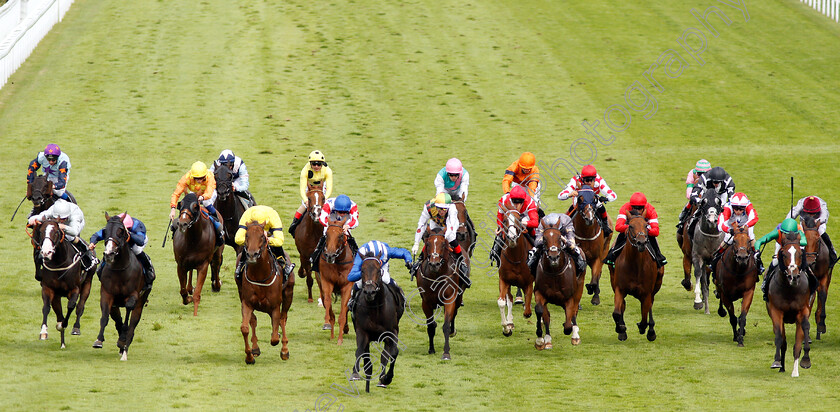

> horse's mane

[
  {"left": 801, "top": 214, "right": 818, "bottom": 229},
  {"left": 783, "top": 230, "right": 801, "bottom": 243},
  {"left": 181, "top": 192, "right": 198, "bottom": 210}
]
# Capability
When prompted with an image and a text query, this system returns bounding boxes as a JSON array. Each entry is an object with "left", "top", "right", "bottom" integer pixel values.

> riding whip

[
  {"left": 10, "top": 195, "right": 26, "bottom": 222},
  {"left": 162, "top": 219, "right": 172, "bottom": 247},
  {"left": 790, "top": 176, "right": 794, "bottom": 218}
]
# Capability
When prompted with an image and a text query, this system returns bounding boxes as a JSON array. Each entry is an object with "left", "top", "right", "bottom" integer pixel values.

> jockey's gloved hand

[
  {"left": 411, "top": 243, "right": 419, "bottom": 256},
  {"left": 169, "top": 208, "right": 177, "bottom": 221},
  {"left": 599, "top": 196, "right": 608, "bottom": 203},
  {"left": 405, "top": 261, "right": 412, "bottom": 270}
]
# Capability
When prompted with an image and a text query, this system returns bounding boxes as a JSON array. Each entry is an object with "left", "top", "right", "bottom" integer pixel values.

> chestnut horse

[
  {"left": 452, "top": 200, "right": 476, "bottom": 257},
  {"left": 497, "top": 207, "right": 534, "bottom": 337},
  {"left": 712, "top": 225, "right": 758, "bottom": 346},
  {"left": 238, "top": 222, "right": 294, "bottom": 364},
  {"left": 172, "top": 193, "right": 224, "bottom": 316},
  {"left": 766, "top": 231, "right": 812, "bottom": 377},
  {"left": 802, "top": 215, "right": 833, "bottom": 340},
  {"left": 534, "top": 220, "right": 584, "bottom": 350},
  {"left": 214, "top": 164, "right": 247, "bottom": 254},
  {"left": 31, "top": 219, "right": 94, "bottom": 348},
  {"left": 416, "top": 228, "right": 462, "bottom": 360},
  {"left": 317, "top": 220, "right": 354, "bottom": 345},
  {"left": 570, "top": 185, "right": 611, "bottom": 306},
  {"left": 609, "top": 210, "right": 664, "bottom": 342},
  {"left": 294, "top": 183, "right": 325, "bottom": 303}
]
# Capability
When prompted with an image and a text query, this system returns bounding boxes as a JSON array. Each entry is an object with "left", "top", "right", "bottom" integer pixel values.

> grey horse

[{"left": 689, "top": 189, "right": 724, "bottom": 314}]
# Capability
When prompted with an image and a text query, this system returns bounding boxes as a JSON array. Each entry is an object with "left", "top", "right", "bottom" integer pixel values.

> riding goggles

[
  {"left": 733, "top": 206, "right": 746, "bottom": 212},
  {"left": 46, "top": 155, "right": 59, "bottom": 162},
  {"left": 310, "top": 161, "right": 325, "bottom": 167}
]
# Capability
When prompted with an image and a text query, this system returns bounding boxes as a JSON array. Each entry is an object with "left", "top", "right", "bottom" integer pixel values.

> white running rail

[
  {"left": 802, "top": 0, "right": 840, "bottom": 22},
  {"left": 0, "top": 0, "right": 74, "bottom": 90}
]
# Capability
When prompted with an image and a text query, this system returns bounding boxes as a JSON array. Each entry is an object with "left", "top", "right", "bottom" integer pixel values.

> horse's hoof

[
  {"left": 693, "top": 302, "right": 703, "bottom": 310},
  {"left": 535, "top": 338, "right": 545, "bottom": 350},
  {"left": 350, "top": 372, "right": 361, "bottom": 381},
  {"left": 71, "top": 328, "right": 81, "bottom": 336},
  {"left": 318, "top": 298, "right": 324, "bottom": 308},
  {"left": 571, "top": 337, "right": 581, "bottom": 346},
  {"left": 681, "top": 278, "right": 691, "bottom": 291},
  {"left": 591, "top": 295, "right": 600, "bottom": 306},
  {"left": 251, "top": 347, "right": 261, "bottom": 357},
  {"left": 523, "top": 312, "right": 532, "bottom": 319},
  {"left": 322, "top": 324, "right": 331, "bottom": 331},
  {"left": 585, "top": 283, "right": 595, "bottom": 295},
  {"left": 514, "top": 297, "right": 524, "bottom": 305},
  {"left": 245, "top": 356, "right": 255, "bottom": 365},
  {"left": 377, "top": 382, "right": 388, "bottom": 388},
  {"left": 801, "top": 358, "right": 811, "bottom": 369},
  {"left": 771, "top": 361, "right": 782, "bottom": 369},
  {"left": 647, "top": 330, "right": 656, "bottom": 342},
  {"left": 56, "top": 323, "right": 64, "bottom": 332},
  {"left": 816, "top": 332, "right": 822, "bottom": 340},
  {"left": 818, "top": 324, "right": 826, "bottom": 334},
  {"left": 718, "top": 307, "right": 726, "bottom": 317},
  {"left": 428, "top": 349, "right": 436, "bottom": 354},
  {"left": 450, "top": 328, "right": 457, "bottom": 337},
  {"left": 544, "top": 342, "right": 553, "bottom": 350},
  {"left": 92, "top": 340, "right": 103, "bottom": 349},
  {"left": 808, "top": 337, "right": 813, "bottom": 344},
  {"left": 618, "top": 332, "right": 627, "bottom": 341},
  {"left": 212, "top": 282, "right": 221, "bottom": 292},
  {"left": 737, "top": 342, "right": 744, "bottom": 347},
  {"left": 281, "top": 351, "right": 290, "bottom": 361},
  {"left": 120, "top": 352, "right": 127, "bottom": 361},
  {"left": 271, "top": 339, "right": 280, "bottom": 347},
  {"left": 502, "top": 326, "right": 513, "bottom": 337},
  {"left": 307, "top": 298, "right": 314, "bottom": 303},
  {"left": 61, "top": 343, "right": 66, "bottom": 349},
  {"left": 39, "top": 333, "right": 48, "bottom": 340},
  {"left": 637, "top": 322, "right": 646, "bottom": 335},
  {"left": 337, "top": 339, "right": 343, "bottom": 346},
  {"left": 441, "top": 353, "right": 451, "bottom": 361}
]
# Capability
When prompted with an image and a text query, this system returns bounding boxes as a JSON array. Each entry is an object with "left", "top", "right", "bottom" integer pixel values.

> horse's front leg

[
  {"left": 379, "top": 337, "right": 399, "bottom": 388},
  {"left": 534, "top": 292, "right": 545, "bottom": 349},
  {"left": 738, "top": 288, "right": 756, "bottom": 346},
  {"left": 612, "top": 286, "right": 627, "bottom": 341},
  {"left": 441, "top": 298, "right": 456, "bottom": 360},
  {"left": 192, "top": 262, "right": 210, "bottom": 316},
  {"left": 498, "top": 276, "right": 513, "bottom": 336},
  {"left": 692, "top": 257, "right": 705, "bottom": 310},
  {"left": 63, "top": 288, "right": 80, "bottom": 331},
  {"left": 93, "top": 292, "right": 114, "bottom": 348},
  {"left": 50, "top": 295, "right": 66, "bottom": 348},
  {"left": 73, "top": 276, "right": 93, "bottom": 335},
  {"left": 564, "top": 299, "right": 580, "bottom": 346},
  {"left": 241, "top": 303, "right": 255, "bottom": 364},
  {"left": 337, "top": 283, "right": 352, "bottom": 346},
  {"left": 523, "top": 280, "right": 534, "bottom": 319},
  {"left": 177, "top": 264, "right": 191, "bottom": 305},
  {"left": 40, "top": 288, "right": 51, "bottom": 340},
  {"left": 771, "top": 310, "right": 786, "bottom": 371}
]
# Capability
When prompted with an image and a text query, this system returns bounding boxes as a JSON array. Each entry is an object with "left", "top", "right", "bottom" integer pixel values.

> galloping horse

[
  {"left": 766, "top": 231, "right": 812, "bottom": 377},
  {"left": 690, "top": 189, "right": 723, "bottom": 313},
  {"left": 27, "top": 175, "right": 77, "bottom": 217},
  {"left": 238, "top": 222, "right": 294, "bottom": 364},
  {"left": 452, "top": 200, "right": 476, "bottom": 257},
  {"left": 93, "top": 214, "right": 148, "bottom": 360},
  {"left": 533, "top": 219, "right": 584, "bottom": 350},
  {"left": 351, "top": 251, "right": 403, "bottom": 390},
  {"left": 609, "top": 210, "right": 664, "bottom": 342},
  {"left": 31, "top": 219, "right": 94, "bottom": 348},
  {"left": 317, "top": 219, "right": 354, "bottom": 345},
  {"left": 497, "top": 207, "right": 534, "bottom": 337},
  {"left": 416, "top": 228, "right": 462, "bottom": 360},
  {"left": 676, "top": 203, "right": 698, "bottom": 292},
  {"left": 172, "top": 193, "right": 224, "bottom": 316},
  {"left": 294, "top": 183, "right": 325, "bottom": 304},
  {"left": 712, "top": 225, "right": 758, "bottom": 346},
  {"left": 214, "top": 164, "right": 247, "bottom": 253},
  {"left": 570, "top": 185, "right": 611, "bottom": 306},
  {"left": 802, "top": 215, "right": 833, "bottom": 340}
]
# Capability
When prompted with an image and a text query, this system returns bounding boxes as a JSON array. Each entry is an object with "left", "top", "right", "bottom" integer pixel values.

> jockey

[
  {"left": 169, "top": 161, "right": 225, "bottom": 246},
  {"left": 310, "top": 194, "right": 359, "bottom": 273},
  {"left": 233, "top": 205, "right": 295, "bottom": 280},
  {"left": 28, "top": 199, "right": 98, "bottom": 281},
  {"left": 489, "top": 186, "right": 540, "bottom": 267},
  {"left": 754, "top": 218, "right": 809, "bottom": 302},
  {"left": 27, "top": 143, "right": 72, "bottom": 204},
  {"left": 526, "top": 213, "right": 587, "bottom": 276},
  {"left": 347, "top": 240, "right": 412, "bottom": 311},
  {"left": 410, "top": 193, "right": 470, "bottom": 287},
  {"left": 685, "top": 166, "right": 735, "bottom": 237},
  {"left": 709, "top": 192, "right": 759, "bottom": 282},
  {"left": 89, "top": 213, "right": 155, "bottom": 292},
  {"left": 435, "top": 158, "right": 470, "bottom": 202},
  {"left": 502, "top": 152, "right": 542, "bottom": 204},
  {"left": 675, "top": 159, "right": 711, "bottom": 234},
  {"left": 210, "top": 149, "right": 256, "bottom": 207},
  {"left": 557, "top": 164, "right": 617, "bottom": 237},
  {"left": 604, "top": 192, "right": 667, "bottom": 268},
  {"left": 289, "top": 150, "right": 334, "bottom": 237},
  {"left": 787, "top": 195, "right": 836, "bottom": 264}
]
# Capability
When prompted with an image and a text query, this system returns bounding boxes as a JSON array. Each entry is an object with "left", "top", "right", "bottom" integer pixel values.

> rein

[
  {"left": 244, "top": 235, "right": 279, "bottom": 287},
  {"left": 574, "top": 225, "right": 602, "bottom": 241}
]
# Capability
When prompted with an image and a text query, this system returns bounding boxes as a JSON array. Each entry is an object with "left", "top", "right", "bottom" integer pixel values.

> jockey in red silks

[
  {"left": 604, "top": 192, "right": 667, "bottom": 268},
  {"left": 489, "top": 186, "right": 539, "bottom": 267}
]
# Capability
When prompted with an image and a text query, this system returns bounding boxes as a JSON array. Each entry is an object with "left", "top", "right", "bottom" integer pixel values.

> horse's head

[
  {"left": 307, "top": 184, "right": 325, "bottom": 222},
  {"left": 800, "top": 214, "right": 822, "bottom": 269},
  {"left": 29, "top": 176, "right": 53, "bottom": 208},
  {"left": 324, "top": 221, "right": 347, "bottom": 264},
  {"left": 731, "top": 225, "right": 752, "bottom": 265},
  {"left": 502, "top": 205, "right": 523, "bottom": 248},
  {"left": 453, "top": 201, "right": 469, "bottom": 242},
  {"left": 424, "top": 227, "right": 449, "bottom": 274},
  {"left": 38, "top": 218, "right": 64, "bottom": 262},
  {"left": 541, "top": 221, "right": 567, "bottom": 268},
  {"left": 700, "top": 190, "right": 721, "bottom": 226},
  {"left": 102, "top": 213, "right": 130, "bottom": 264},
  {"left": 176, "top": 193, "right": 201, "bottom": 232},
  {"left": 214, "top": 165, "right": 233, "bottom": 201},
  {"left": 360, "top": 251, "right": 383, "bottom": 303},
  {"left": 244, "top": 221, "right": 267, "bottom": 264},
  {"left": 577, "top": 185, "right": 597, "bottom": 226},
  {"left": 626, "top": 209, "right": 649, "bottom": 252},
  {"left": 779, "top": 232, "right": 804, "bottom": 287}
]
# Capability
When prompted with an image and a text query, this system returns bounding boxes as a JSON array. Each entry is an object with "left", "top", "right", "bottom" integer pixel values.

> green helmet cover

[{"left": 780, "top": 218, "right": 799, "bottom": 233}]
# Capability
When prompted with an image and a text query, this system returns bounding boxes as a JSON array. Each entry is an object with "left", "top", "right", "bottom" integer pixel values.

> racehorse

[
  {"left": 497, "top": 207, "right": 534, "bottom": 337},
  {"left": 294, "top": 183, "right": 325, "bottom": 304},
  {"left": 676, "top": 204, "right": 697, "bottom": 292},
  {"left": 452, "top": 200, "right": 476, "bottom": 257},
  {"left": 690, "top": 189, "right": 723, "bottom": 314},
  {"left": 416, "top": 228, "right": 462, "bottom": 360},
  {"left": 172, "top": 193, "right": 224, "bottom": 316},
  {"left": 608, "top": 209, "right": 664, "bottom": 342},
  {"left": 31, "top": 219, "right": 94, "bottom": 348},
  {"left": 27, "top": 175, "right": 77, "bottom": 218},
  {"left": 351, "top": 251, "right": 403, "bottom": 390},
  {"left": 801, "top": 215, "right": 832, "bottom": 340},
  {"left": 214, "top": 164, "right": 247, "bottom": 254},
  {"left": 766, "top": 231, "right": 812, "bottom": 377},
  {"left": 317, "top": 219, "right": 354, "bottom": 345},
  {"left": 570, "top": 185, "right": 611, "bottom": 306},
  {"left": 92, "top": 214, "right": 149, "bottom": 360},
  {"left": 238, "top": 222, "right": 294, "bottom": 364},
  {"left": 712, "top": 225, "right": 758, "bottom": 346},
  {"left": 533, "top": 219, "right": 584, "bottom": 350}
]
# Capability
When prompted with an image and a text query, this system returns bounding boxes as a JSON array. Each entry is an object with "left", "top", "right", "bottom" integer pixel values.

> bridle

[
  {"left": 361, "top": 256, "right": 383, "bottom": 294},
  {"left": 244, "top": 226, "right": 279, "bottom": 287},
  {"left": 540, "top": 227, "right": 570, "bottom": 271},
  {"left": 323, "top": 223, "right": 350, "bottom": 264},
  {"left": 39, "top": 220, "right": 81, "bottom": 275},
  {"left": 307, "top": 189, "right": 323, "bottom": 222},
  {"left": 178, "top": 201, "right": 201, "bottom": 230},
  {"left": 626, "top": 214, "right": 649, "bottom": 250},
  {"left": 104, "top": 221, "right": 132, "bottom": 270}
]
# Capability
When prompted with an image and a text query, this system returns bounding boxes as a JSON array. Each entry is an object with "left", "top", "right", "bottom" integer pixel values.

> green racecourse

[{"left": 1, "top": 0, "right": 839, "bottom": 410}]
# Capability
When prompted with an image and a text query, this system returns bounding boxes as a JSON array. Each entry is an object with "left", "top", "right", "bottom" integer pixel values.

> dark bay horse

[
  {"left": 497, "top": 207, "right": 534, "bottom": 337},
  {"left": 608, "top": 210, "right": 664, "bottom": 342},
  {"left": 416, "top": 228, "right": 462, "bottom": 360},
  {"left": 92, "top": 214, "right": 148, "bottom": 361},
  {"left": 766, "top": 232, "right": 812, "bottom": 377},
  {"left": 570, "top": 185, "right": 611, "bottom": 306},
  {"left": 27, "top": 175, "right": 77, "bottom": 218},
  {"left": 453, "top": 200, "right": 476, "bottom": 257},
  {"left": 214, "top": 164, "right": 247, "bottom": 254},
  {"left": 318, "top": 220, "right": 354, "bottom": 345},
  {"left": 238, "top": 222, "right": 294, "bottom": 364},
  {"left": 294, "top": 183, "right": 325, "bottom": 304},
  {"left": 802, "top": 215, "right": 833, "bottom": 340},
  {"left": 676, "top": 203, "right": 697, "bottom": 292},
  {"left": 351, "top": 252, "right": 403, "bottom": 390},
  {"left": 690, "top": 189, "right": 723, "bottom": 313},
  {"left": 713, "top": 225, "right": 758, "bottom": 346},
  {"left": 31, "top": 219, "right": 94, "bottom": 348},
  {"left": 173, "top": 193, "right": 224, "bottom": 316},
  {"left": 534, "top": 220, "right": 584, "bottom": 350}
]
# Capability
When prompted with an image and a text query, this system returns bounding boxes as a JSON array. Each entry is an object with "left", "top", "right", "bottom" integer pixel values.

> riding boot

[
  {"left": 288, "top": 216, "right": 302, "bottom": 237},
  {"left": 458, "top": 249, "right": 471, "bottom": 289},
  {"left": 234, "top": 256, "right": 246, "bottom": 280},
  {"left": 762, "top": 262, "right": 777, "bottom": 302},
  {"left": 213, "top": 219, "right": 225, "bottom": 247},
  {"left": 275, "top": 246, "right": 295, "bottom": 282},
  {"left": 96, "top": 260, "right": 105, "bottom": 279},
  {"left": 709, "top": 245, "right": 726, "bottom": 284},
  {"left": 490, "top": 233, "right": 503, "bottom": 267},
  {"left": 649, "top": 236, "right": 667, "bottom": 268},
  {"left": 527, "top": 243, "right": 543, "bottom": 275},
  {"left": 597, "top": 205, "right": 613, "bottom": 237},
  {"left": 74, "top": 238, "right": 98, "bottom": 272},
  {"left": 676, "top": 206, "right": 690, "bottom": 235},
  {"left": 569, "top": 246, "right": 587, "bottom": 275},
  {"left": 348, "top": 283, "right": 360, "bottom": 312},
  {"left": 347, "top": 235, "right": 359, "bottom": 255},
  {"left": 136, "top": 252, "right": 156, "bottom": 291},
  {"left": 247, "top": 191, "right": 257, "bottom": 207},
  {"left": 604, "top": 233, "right": 626, "bottom": 266},
  {"left": 311, "top": 236, "right": 326, "bottom": 272},
  {"left": 34, "top": 248, "right": 43, "bottom": 281},
  {"left": 514, "top": 287, "right": 524, "bottom": 304},
  {"left": 821, "top": 232, "right": 837, "bottom": 263}
]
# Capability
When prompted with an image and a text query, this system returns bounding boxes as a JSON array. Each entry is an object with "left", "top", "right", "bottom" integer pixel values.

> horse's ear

[
  {"left": 715, "top": 198, "right": 721, "bottom": 205},
  {"left": 26, "top": 182, "right": 32, "bottom": 199},
  {"left": 46, "top": 181, "right": 53, "bottom": 193},
  {"left": 105, "top": 212, "right": 110, "bottom": 221}
]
